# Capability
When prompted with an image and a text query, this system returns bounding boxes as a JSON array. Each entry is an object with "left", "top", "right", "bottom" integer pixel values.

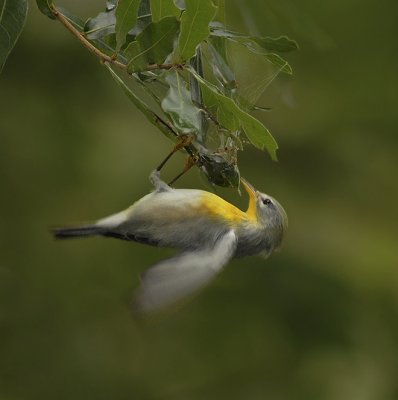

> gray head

[{"left": 241, "top": 178, "right": 288, "bottom": 251}]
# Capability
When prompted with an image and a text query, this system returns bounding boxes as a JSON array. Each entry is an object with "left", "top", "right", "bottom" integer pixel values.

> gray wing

[{"left": 134, "top": 230, "right": 237, "bottom": 313}]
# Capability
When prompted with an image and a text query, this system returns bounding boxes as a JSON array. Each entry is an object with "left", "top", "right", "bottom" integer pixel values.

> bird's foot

[{"left": 155, "top": 134, "right": 195, "bottom": 172}]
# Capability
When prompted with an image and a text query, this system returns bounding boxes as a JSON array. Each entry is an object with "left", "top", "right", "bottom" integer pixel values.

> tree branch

[
  {"left": 50, "top": 4, "right": 184, "bottom": 73},
  {"left": 51, "top": 5, "right": 127, "bottom": 70}
]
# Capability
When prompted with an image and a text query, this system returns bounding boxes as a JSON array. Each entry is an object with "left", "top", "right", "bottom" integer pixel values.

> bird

[{"left": 52, "top": 156, "right": 287, "bottom": 313}]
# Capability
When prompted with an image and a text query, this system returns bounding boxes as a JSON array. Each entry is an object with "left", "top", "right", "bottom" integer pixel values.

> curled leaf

[
  {"left": 161, "top": 70, "right": 201, "bottom": 133},
  {"left": 84, "top": 9, "right": 116, "bottom": 40}
]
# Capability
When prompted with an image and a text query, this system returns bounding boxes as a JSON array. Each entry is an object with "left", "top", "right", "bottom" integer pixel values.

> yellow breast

[{"left": 199, "top": 192, "right": 258, "bottom": 226}]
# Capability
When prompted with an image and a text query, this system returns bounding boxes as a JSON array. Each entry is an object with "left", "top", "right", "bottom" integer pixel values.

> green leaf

[
  {"left": 236, "top": 42, "right": 293, "bottom": 75},
  {"left": 0, "top": 0, "right": 28, "bottom": 73},
  {"left": 125, "top": 16, "right": 179, "bottom": 72},
  {"left": 125, "top": 41, "right": 147, "bottom": 71},
  {"left": 254, "top": 36, "right": 298, "bottom": 53},
  {"left": 189, "top": 48, "right": 208, "bottom": 142},
  {"left": 105, "top": 63, "right": 176, "bottom": 141},
  {"left": 161, "top": 69, "right": 200, "bottom": 133},
  {"left": 232, "top": 91, "right": 271, "bottom": 113},
  {"left": 115, "top": 1, "right": 153, "bottom": 41},
  {"left": 233, "top": 37, "right": 293, "bottom": 74},
  {"left": 115, "top": 0, "right": 140, "bottom": 52},
  {"left": 269, "top": 54, "right": 292, "bottom": 74},
  {"left": 176, "top": 0, "right": 217, "bottom": 61},
  {"left": 210, "top": 28, "right": 297, "bottom": 73},
  {"left": 211, "top": 28, "right": 298, "bottom": 53},
  {"left": 248, "top": 48, "right": 292, "bottom": 75},
  {"left": 150, "top": 0, "right": 180, "bottom": 22},
  {"left": 36, "top": 0, "right": 55, "bottom": 19},
  {"left": 84, "top": 9, "right": 116, "bottom": 40},
  {"left": 187, "top": 66, "right": 278, "bottom": 160}
]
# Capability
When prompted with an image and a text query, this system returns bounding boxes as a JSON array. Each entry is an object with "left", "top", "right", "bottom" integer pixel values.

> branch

[
  {"left": 50, "top": 4, "right": 184, "bottom": 73},
  {"left": 50, "top": 5, "right": 127, "bottom": 70},
  {"left": 142, "top": 63, "right": 184, "bottom": 72}
]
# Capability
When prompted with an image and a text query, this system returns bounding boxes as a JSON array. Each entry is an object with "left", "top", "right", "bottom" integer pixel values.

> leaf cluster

[{"left": 34, "top": 0, "right": 298, "bottom": 187}]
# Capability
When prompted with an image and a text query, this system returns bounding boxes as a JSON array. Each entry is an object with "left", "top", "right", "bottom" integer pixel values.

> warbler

[{"left": 53, "top": 169, "right": 287, "bottom": 313}]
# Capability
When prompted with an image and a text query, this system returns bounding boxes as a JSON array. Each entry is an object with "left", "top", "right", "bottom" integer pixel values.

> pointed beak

[{"left": 240, "top": 177, "right": 258, "bottom": 197}]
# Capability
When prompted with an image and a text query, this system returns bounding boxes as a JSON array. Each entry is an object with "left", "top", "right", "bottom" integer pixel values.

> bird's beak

[
  {"left": 240, "top": 177, "right": 258, "bottom": 218},
  {"left": 240, "top": 177, "right": 257, "bottom": 196}
]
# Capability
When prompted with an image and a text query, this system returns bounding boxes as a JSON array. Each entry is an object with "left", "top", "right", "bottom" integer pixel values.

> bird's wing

[{"left": 134, "top": 230, "right": 237, "bottom": 313}]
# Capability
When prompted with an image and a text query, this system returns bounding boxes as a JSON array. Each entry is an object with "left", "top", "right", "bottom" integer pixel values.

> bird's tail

[{"left": 52, "top": 224, "right": 105, "bottom": 239}]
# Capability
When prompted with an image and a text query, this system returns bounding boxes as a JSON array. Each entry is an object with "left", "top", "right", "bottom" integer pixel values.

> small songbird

[{"left": 53, "top": 169, "right": 287, "bottom": 313}]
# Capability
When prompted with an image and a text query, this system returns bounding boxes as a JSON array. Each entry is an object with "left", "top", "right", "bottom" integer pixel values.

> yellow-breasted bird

[{"left": 53, "top": 168, "right": 287, "bottom": 313}]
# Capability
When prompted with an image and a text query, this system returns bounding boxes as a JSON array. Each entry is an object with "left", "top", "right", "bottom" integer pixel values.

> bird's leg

[
  {"left": 168, "top": 155, "right": 198, "bottom": 186},
  {"left": 149, "top": 134, "right": 195, "bottom": 190},
  {"left": 155, "top": 134, "right": 195, "bottom": 172}
]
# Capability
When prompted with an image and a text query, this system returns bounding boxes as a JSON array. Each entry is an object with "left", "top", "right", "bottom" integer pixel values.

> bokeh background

[{"left": 1, "top": 0, "right": 397, "bottom": 399}]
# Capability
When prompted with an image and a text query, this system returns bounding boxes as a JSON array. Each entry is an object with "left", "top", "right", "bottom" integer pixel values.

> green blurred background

[{"left": 1, "top": 0, "right": 398, "bottom": 399}]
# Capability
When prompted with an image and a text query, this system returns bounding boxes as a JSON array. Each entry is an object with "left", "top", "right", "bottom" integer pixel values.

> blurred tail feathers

[
  {"left": 52, "top": 225, "right": 104, "bottom": 239},
  {"left": 52, "top": 225, "right": 159, "bottom": 246}
]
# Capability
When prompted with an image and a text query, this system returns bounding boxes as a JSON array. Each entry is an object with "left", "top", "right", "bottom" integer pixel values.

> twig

[
  {"left": 50, "top": 4, "right": 185, "bottom": 73},
  {"left": 143, "top": 63, "right": 183, "bottom": 72},
  {"left": 50, "top": 5, "right": 127, "bottom": 70},
  {"left": 50, "top": 3, "right": 196, "bottom": 160}
]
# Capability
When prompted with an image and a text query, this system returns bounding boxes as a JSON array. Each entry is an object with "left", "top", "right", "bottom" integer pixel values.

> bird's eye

[{"left": 262, "top": 198, "right": 272, "bottom": 206}]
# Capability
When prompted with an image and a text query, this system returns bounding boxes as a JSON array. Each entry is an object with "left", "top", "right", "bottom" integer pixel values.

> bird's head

[{"left": 241, "top": 177, "right": 288, "bottom": 250}]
